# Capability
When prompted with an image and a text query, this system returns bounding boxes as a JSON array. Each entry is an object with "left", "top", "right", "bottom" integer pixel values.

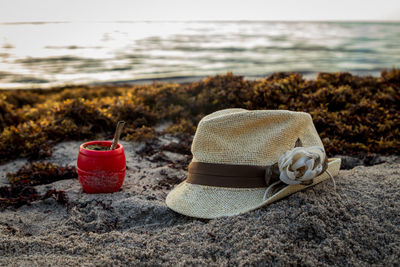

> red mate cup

[{"left": 77, "top": 141, "right": 126, "bottom": 193}]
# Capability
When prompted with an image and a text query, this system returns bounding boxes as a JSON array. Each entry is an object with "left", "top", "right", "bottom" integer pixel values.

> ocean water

[{"left": 0, "top": 21, "right": 399, "bottom": 88}]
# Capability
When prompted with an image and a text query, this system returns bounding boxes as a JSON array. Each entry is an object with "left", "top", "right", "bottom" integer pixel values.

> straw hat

[{"left": 166, "top": 109, "right": 341, "bottom": 219}]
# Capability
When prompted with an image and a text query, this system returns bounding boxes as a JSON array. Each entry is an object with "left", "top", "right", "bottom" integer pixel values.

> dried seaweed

[
  {"left": 0, "top": 69, "right": 399, "bottom": 164},
  {"left": 7, "top": 162, "right": 77, "bottom": 186},
  {"left": 137, "top": 141, "right": 159, "bottom": 157},
  {"left": 161, "top": 141, "right": 192, "bottom": 155},
  {"left": 153, "top": 169, "right": 184, "bottom": 190},
  {"left": 0, "top": 185, "right": 68, "bottom": 210},
  {"left": 167, "top": 155, "right": 192, "bottom": 170},
  {"left": 124, "top": 126, "right": 156, "bottom": 142}
]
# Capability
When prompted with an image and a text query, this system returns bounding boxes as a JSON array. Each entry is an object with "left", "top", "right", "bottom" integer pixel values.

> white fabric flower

[{"left": 278, "top": 146, "right": 326, "bottom": 185}]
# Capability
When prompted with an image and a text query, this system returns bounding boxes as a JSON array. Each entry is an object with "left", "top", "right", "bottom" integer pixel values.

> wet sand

[{"left": 0, "top": 140, "right": 399, "bottom": 266}]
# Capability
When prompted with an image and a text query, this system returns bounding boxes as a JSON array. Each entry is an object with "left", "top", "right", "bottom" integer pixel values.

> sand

[{"left": 0, "top": 139, "right": 399, "bottom": 266}]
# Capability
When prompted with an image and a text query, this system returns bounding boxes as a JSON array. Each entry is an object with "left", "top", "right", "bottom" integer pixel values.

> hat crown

[{"left": 191, "top": 109, "right": 324, "bottom": 166}]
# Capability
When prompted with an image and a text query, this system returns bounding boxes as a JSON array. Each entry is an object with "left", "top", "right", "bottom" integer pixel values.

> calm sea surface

[{"left": 0, "top": 21, "right": 399, "bottom": 88}]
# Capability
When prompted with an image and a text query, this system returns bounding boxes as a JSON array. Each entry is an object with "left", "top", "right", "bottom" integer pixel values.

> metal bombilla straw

[{"left": 110, "top": 121, "right": 126, "bottom": 150}]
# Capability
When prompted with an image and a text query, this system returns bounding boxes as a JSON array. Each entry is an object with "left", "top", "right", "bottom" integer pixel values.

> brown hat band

[{"left": 186, "top": 162, "right": 280, "bottom": 188}]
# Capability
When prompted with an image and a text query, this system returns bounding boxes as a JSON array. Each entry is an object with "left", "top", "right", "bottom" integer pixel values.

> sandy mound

[{"left": 0, "top": 140, "right": 399, "bottom": 266}]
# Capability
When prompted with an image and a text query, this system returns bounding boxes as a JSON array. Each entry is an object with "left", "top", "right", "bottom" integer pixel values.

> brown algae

[{"left": 0, "top": 69, "right": 398, "bottom": 163}]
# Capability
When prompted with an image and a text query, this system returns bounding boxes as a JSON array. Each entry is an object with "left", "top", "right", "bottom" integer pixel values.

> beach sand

[{"left": 0, "top": 139, "right": 399, "bottom": 266}]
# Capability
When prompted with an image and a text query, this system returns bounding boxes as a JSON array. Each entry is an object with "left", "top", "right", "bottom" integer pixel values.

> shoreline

[{"left": 0, "top": 69, "right": 386, "bottom": 90}]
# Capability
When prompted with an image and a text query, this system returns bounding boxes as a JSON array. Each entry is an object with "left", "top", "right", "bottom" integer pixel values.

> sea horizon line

[{"left": 1, "top": 19, "right": 400, "bottom": 25}]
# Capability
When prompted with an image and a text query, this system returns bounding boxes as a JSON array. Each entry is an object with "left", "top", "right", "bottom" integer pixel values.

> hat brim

[{"left": 166, "top": 158, "right": 341, "bottom": 219}]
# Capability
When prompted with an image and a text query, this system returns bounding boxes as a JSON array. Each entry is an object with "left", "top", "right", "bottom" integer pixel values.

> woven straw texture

[
  {"left": 191, "top": 109, "right": 323, "bottom": 165},
  {"left": 166, "top": 109, "right": 341, "bottom": 219}
]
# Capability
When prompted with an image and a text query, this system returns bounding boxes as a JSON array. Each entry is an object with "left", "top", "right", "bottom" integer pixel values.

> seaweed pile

[
  {"left": 0, "top": 69, "right": 399, "bottom": 163},
  {"left": 0, "top": 185, "right": 68, "bottom": 210},
  {"left": 0, "top": 162, "right": 75, "bottom": 209},
  {"left": 7, "top": 162, "right": 77, "bottom": 186}
]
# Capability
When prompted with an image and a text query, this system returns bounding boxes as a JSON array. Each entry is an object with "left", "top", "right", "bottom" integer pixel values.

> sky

[{"left": 0, "top": 0, "right": 399, "bottom": 22}]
